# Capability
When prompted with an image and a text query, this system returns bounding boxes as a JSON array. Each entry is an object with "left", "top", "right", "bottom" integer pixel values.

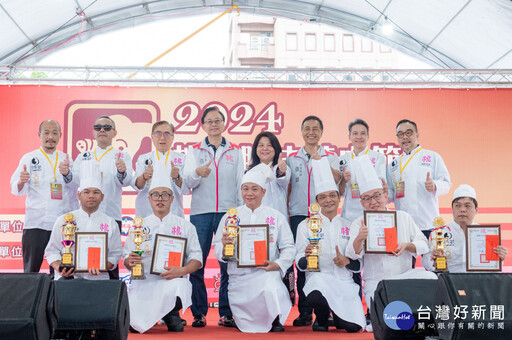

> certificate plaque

[
  {"left": 150, "top": 234, "right": 187, "bottom": 275},
  {"left": 74, "top": 232, "right": 108, "bottom": 272},
  {"left": 364, "top": 211, "right": 397, "bottom": 254},
  {"left": 465, "top": 225, "right": 501, "bottom": 272},
  {"left": 237, "top": 224, "right": 269, "bottom": 268}
]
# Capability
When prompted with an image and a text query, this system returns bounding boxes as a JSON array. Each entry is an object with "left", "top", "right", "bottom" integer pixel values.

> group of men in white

[{"left": 11, "top": 110, "right": 508, "bottom": 334}]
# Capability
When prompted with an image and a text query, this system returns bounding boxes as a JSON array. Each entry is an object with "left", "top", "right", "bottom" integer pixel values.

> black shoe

[
  {"left": 218, "top": 315, "right": 236, "bottom": 327},
  {"left": 270, "top": 318, "right": 285, "bottom": 332},
  {"left": 192, "top": 314, "right": 206, "bottom": 327},
  {"left": 328, "top": 316, "right": 334, "bottom": 327},
  {"left": 164, "top": 314, "right": 184, "bottom": 332},
  {"left": 312, "top": 323, "right": 329, "bottom": 332},
  {"left": 129, "top": 326, "right": 140, "bottom": 333},
  {"left": 293, "top": 313, "right": 313, "bottom": 326},
  {"left": 181, "top": 317, "right": 187, "bottom": 326}
]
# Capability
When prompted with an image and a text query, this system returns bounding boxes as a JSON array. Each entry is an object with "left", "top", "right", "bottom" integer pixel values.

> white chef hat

[
  {"left": 79, "top": 161, "right": 102, "bottom": 192},
  {"left": 351, "top": 154, "right": 382, "bottom": 195},
  {"left": 149, "top": 161, "right": 173, "bottom": 192},
  {"left": 312, "top": 157, "right": 338, "bottom": 195},
  {"left": 453, "top": 184, "right": 477, "bottom": 201},
  {"left": 242, "top": 163, "right": 274, "bottom": 189}
]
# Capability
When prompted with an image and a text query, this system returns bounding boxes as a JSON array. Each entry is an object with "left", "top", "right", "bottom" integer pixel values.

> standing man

[
  {"left": 387, "top": 119, "right": 451, "bottom": 237},
  {"left": 183, "top": 107, "right": 244, "bottom": 328},
  {"left": 132, "top": 121, "right": 187, "bottom": 218},
  {"left": 339, "top": 118, "right": 387, "bottom": 222},
  {"left": 287, "top": 115, "right": 341, "bottom": 326},
  {"left": 10, "top": 119, "right": 78, "bottom": 278},
  {"left": 72, "top": 116, "right": 133, "bottom": 278}
]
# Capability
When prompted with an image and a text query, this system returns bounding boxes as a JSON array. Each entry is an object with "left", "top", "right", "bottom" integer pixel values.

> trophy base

[
  {"left": 306, "top": 255, "right": 320, "bottom": 272},
  {"left": 131, "top": 263, "right": 146, "bottom": 280},
  {"left": 306, "top": 267, "right": 320, "bottom": 272},
  {"left": 435, "top": 268, "right": 449, "bottom": 273},
  {"left": 58, "top": 264, "right": 75, "bottom": 272},
  {"left": 222, "top": 255, "right": 237, "bottom": 261},
  {"left": 130, "top": 275, "right": 146, "bottom": 280}
]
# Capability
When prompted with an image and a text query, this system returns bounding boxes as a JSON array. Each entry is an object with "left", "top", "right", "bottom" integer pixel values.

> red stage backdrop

[{"left": 1, "top": 86, "right": 511, "bottom": 303}]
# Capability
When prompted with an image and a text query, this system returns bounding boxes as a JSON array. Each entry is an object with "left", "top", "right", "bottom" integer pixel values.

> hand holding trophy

[
  {"left": 59, "top": 213, "right": 78, "bottom": 272},
  {"left": 222, "top": 207, "right": 240, "bottom": 261},
  {"left": 431, "top": 217, "right": 450, "bottom": 273},
  {"left": 129, "top": 216, "right": 148, "bottom": 280},
  {"left": 306, "top": 203, "right": 323, "bottom": 272}
]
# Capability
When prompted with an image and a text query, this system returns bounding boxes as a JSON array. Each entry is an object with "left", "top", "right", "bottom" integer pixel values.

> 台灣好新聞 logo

[{"left": 383, "top": 301, "right": 415, "bottom": 330}]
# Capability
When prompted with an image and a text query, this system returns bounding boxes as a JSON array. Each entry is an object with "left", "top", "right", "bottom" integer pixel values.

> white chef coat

[
  {"left": 345, "top": 209, "right": 437, "bottom": 307},
  {"left": 123, "top": 213, "right": 202, "bottom": 333},
  {"left": 339, "top": 147, "right": 387, "bottom": 222},
  {"left": 287, "top": 146, "right": 340, "bottom": 217},
  {"left": 183, "top": 138, "right": 244, "bottom": 215},
  {"left": 72, "top": 146, "right": 133, "bottom": 221},
  {"left": 259, "top": 164, "right": 290, "bottom": 218},
  {"left": 213, "top": 204, "right": 295, "bottom": 333},
  {"left": 132, "top": 150, "right": 188, "bottom": 218},
  {"left": 386, "top": 145, "right": 451, "bottom": 230},
  {"left": 295, "top": 213, "right": 366, "bottom": 329},
  {"left": 10, "top": 149, "right": 79, "bottom": 230},
  {"left": 45, "top": 208, "right": 122, "bottom": 280}
]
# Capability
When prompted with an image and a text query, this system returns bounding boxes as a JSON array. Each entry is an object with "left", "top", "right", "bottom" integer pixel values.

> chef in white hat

[
  {"left": 213, "top": 163, "right": 295, "bottom": 333},
  {"left": 123, "top": 161, "right": 202, "bottom": 333},
  {"left": 422, "top": 184, "right": 508, "bottom": 273},
  {"left": 45, "top": 161, "right": 122, "bottom": 280},
  {"left": 345, "top": 155, "right": 436, "bottom": 332},
  {"left": 295, "top": 157, "right": 366, "bottom": 333}
]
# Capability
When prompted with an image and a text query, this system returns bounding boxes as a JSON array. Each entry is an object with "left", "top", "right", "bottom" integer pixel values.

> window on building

[
  {"left": 379, "top": 44, "right": 392, "bottom": 53},
  {"left": 361, "top": 38, "right": 373, "bottom": 52},
  {"left": 250, "top": 32, "right": 272, "bottom": 51},
  {"left": 305, "top": 33, "right": 317, "bottom": 51},
  {"left": 324, "top": 34, "right": 335, "bottom": 51},
  {"left": 286, "top": 33, "right": 298, "bottom": 51},
  {"left": 342, "top": 34, "right": 354, "bottom": 52}
]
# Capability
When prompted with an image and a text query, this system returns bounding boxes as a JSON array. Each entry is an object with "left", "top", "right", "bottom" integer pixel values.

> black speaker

[
  {"left": 371, "top": 279, "right": 438, "bottom": 340},
  {"left": 435, "top": 273, "right": 512, "bottom": 340},
  {"left": 53, "top": 279, "right": 129, "bottom": 340},
  {"left": 0, "top": 273, "right": 56, "bottom": 340}
]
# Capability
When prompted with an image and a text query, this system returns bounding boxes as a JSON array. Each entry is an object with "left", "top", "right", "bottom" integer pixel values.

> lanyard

[
  {"left": 94, "top": 147, "right": 114, "bottom": 162},
  {"left": 351, "top": 147, "right": 369, "bottom": 159},
  {"left": 155, "top": 150, "right": 170, "bottom": 164},
  {"left": 399, "top": 147, "right": 422, "bottom": 179},
  {"left": 39, "top": 148, "right": 58, "bottom": 182}
]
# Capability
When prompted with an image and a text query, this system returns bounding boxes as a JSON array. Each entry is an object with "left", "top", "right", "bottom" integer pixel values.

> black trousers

[
  {"left": 307, "top": 290, "right": 362, "bottom": 332},
  {"left": 22, "top": 228, "right": 54, "bottom": 279},
  {"left": 107, "top": 220, "right": 123, "bottom": 280}
]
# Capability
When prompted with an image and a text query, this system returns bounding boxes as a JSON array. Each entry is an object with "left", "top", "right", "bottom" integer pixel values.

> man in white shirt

[
  {"left": 213, "top": 164, "right": 295, "bottom": 333},
  {"left": 386, "top": 119, "right": 451, "bottom": 238},
  {"left": 296, "top": 157, "right": 365, "bottom": 332},
  {"left": 71, "top": 116, "right": 133, "bottom": 279},
  {"left": 10, "top": 120, "right": 78, "bottom": 278},
  {"left": 45, "top": 162, "right": 122, "bottom": 281},
  {"left": 132, "top": 120, "right": 187, "bottom": 218},
  {"left": 422, "top": 184, "right": 508, "bottom": 273},
  {"left": 124, "top": 162, "right": 202, "bottom": 333},
  {"left": 345, "top": 155, "right": 437, "bottom": 332}
]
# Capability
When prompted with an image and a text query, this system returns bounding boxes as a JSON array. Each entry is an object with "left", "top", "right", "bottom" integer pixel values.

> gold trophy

[
  {"left": 129, "top": 216, "right": 148, "bottom": 280},
  {"left": 306, "top": 203, "right": 323, "bottom": 272},
  {"left": 431, "top": 217, "right": 450, "bottom": 273},
  {"left": 59, "top": 213, "right": 78, "bottom": 272},
  {"left": 222, "top": 207, "right": 240, "bottom": 261}
]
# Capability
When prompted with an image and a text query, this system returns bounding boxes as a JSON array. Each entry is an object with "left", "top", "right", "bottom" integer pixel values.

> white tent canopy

[{"left": 1, "top": 0, "right": 512, "bottom": 68}]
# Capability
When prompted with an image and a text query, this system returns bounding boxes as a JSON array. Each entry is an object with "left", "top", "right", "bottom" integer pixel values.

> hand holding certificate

[
  {"left": 237, "top": 225, "right": 269, "bottom": 267},
  {"left": 364, "top": 211, "right": 397, "bottom": 254},
  {"left": 150, "top": 234, "right": 187, "bottom": 275},
  {"left": 465, "top": 225, "right": 502, "bottom": 272},
  {"left": 74, "top": 232, "right": 108, "bottom": 272}
]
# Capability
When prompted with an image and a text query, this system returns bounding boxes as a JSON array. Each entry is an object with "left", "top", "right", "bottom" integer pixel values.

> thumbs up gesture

[
  {"left": 333, "top": 245, "right": 350, "bottom": 268},
  {"left": 196, "top": 160, "right": 212, "bottom": 178},
  {"left": 115, "top": 153, "right": 126, "bottom": 174},
  {"left": 277, "top": 152, "right": 287, "bottom": 173},
  {"left": 59, "top": 154, "right": 71, "bottom": 176},
  {"left": 19, "top": 164, "right": 30, "bottom": 184},
  {"left": 341, "top": 165, "right": 351, "bottom": 183},
  {"left": 425, "top": 171, "right": 436, "bottom": 192},
  {"left": 143, "top": 161, "right": 153, "bottom": 181},
  {"left": 170, "top": 161, "right": 180, "bottom": 180}
]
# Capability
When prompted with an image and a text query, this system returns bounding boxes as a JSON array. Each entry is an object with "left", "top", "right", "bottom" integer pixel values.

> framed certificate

[
  {"left": 150, "top": 234, "right": 187, "bottom": 275},
  {"left": 364, "top": 211, "right": 397, "bottom": 254},
  {"left": 74, "top": 232, "right": 108, "bottom": 272},
  {"left": 465, "top": 225, "right": 501, "bottom": 272},
  {"left": 237, "top": 224, "right": 269, "bottom": 268}
]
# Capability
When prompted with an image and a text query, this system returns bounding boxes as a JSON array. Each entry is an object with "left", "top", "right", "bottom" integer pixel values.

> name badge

[
  {"left": 51, "top": 183, "right": 63, "bottom": 200},
  {"left": 351, "top": 183, "right": 360, "bottom": 199},
  {"left": 395, "top": 181, "right": 405, "bottom": 198}
]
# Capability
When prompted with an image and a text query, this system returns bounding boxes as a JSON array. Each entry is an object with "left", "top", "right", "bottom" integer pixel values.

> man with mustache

[{"left": 10, "top": 120, "right": 78, "bottom": 278}]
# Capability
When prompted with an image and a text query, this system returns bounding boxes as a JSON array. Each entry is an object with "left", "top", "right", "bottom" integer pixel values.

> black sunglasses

[{"left": 93, "top": 124, "right": 113, "bottom": 132}]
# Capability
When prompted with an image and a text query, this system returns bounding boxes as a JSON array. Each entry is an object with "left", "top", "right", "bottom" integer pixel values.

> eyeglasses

[
  {"left": 153, "top": 131, "right": 173, "bottom": 138},
  {"left": 204, "top": 119, "right": 223, "bottom": 126},
  {"left": 361, "top": 191, "right": 383, "bottom": 203},
  {"left": 396, "top": 129, "right": 414, "bottom": 139},
  {"left": 93, "top": 124, "right": 113, "bottom": 132},
  {"left": 150, "top": 192, "right": 173, "bottom": 201}
]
